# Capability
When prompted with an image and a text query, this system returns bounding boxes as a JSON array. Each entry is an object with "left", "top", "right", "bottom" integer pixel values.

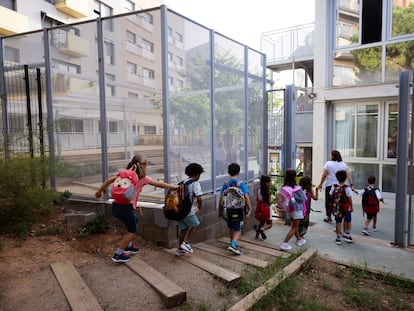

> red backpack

[
  {"left": 255, "top": 191, "right": 271, "bottom": 222},
  {"left": 362, "top": 187, "right": 380, "bottom": 214}
]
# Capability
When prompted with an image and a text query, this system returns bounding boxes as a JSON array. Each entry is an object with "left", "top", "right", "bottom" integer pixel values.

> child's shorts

[
  {"left": 112, "top": 202, "right": 139, "bottom": 233},
  {"left": 366, "top": 212, "right": 377, "bottom": 220},
  {"left": 335, "top": 211, "right": 352, "bottom": 223},
  {"left": 227, "top": 220, "right": 243, "bottom": 232},
  {"left": 178, "top": 214, "right": 200, "bottom": 230},
  {"left": 288, "top": 210, "right": 304, "bottom": 220}
]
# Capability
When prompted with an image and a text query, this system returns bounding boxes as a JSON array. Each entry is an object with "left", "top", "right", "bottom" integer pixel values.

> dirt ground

[{"left": 0, "top": 207, "right": 413, "bottom": 311}]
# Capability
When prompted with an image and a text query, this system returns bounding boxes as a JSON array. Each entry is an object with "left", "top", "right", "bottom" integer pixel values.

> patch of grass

[
  {"left": 34, "top": 225, "right": 63, "bottom": 236},
  {"left": 78, "top": 214, "right": 109, "bottom": 238},
  {"left": 390, "top": 295, "right": 414, "bottom": 311},
  {"left": 237, "top": 255, "right": 294, "bottom": 296}
]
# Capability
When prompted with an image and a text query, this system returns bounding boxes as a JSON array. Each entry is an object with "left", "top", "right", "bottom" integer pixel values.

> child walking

[
  {"left": 254, "top": 175, "right": 273, "bottom": 240},
  {"left": 330, "top": 170, "right": 354, "bottom": 245},
  {"left": 298, "top": 175, "right": 318, "bottom": 237},
  {"left": 219, "top": 163, "right": 252, "bottom": 255},
  {"left": 354, "top": 175, "right": 384, "bottom": 235},
  {"left": 95, "top": 153, "right": 178, "bottom": 263},
  {"left": 280, "top": 169, "right": 307, "bottom": 251},
  {"left": 175, "top": 163, "right": 205, "bottom": 256}
]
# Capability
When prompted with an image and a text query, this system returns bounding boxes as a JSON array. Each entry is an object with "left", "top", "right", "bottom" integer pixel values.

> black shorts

[
  {"left": 112, "top": 202, "right": 139, "bottom": 233},
  {"left": 366, "top": 212, "right": 377, "bottom": 220}
]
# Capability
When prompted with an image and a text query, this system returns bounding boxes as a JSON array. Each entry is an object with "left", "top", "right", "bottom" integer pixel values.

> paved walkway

[{"left": 250, "top": 198, "right": 414, "bottom": 280}]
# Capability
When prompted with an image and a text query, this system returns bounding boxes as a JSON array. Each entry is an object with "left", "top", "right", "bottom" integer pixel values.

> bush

[
  {"left": 78, "top": 214, "right": 109, "bottom": 238},
  {"left": 0, "top": 155, "right": 71, "bottom": 239}
]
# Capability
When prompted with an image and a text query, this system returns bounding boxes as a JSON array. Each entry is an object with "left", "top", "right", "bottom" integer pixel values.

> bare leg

[{"left": 283, "top": 219, "right": 300, "bottom": 243}]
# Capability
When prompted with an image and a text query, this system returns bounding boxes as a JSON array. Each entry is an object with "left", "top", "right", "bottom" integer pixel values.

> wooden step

[
  {"left": 240, "top": 236, "right": 297, "bottom": 253},
  {"left": 50, "top": 261, "right": 103, "bottom": 311},
  {"left": 164, "top": 248, "right": 242, "bottom": 287},
  {"left": 216, "top": 237, "right": 290, "bottom": 258},
  {"left": 193, "top": 242, "right": 269, "bottom": 268},
  {"left": 126, "top": 257, "right": 186, "bottom": 308}
]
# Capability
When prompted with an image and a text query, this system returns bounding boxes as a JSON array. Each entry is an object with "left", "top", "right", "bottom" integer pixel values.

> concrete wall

[{"left": 66, "top": 180, "right": 259, "bottom": 248}]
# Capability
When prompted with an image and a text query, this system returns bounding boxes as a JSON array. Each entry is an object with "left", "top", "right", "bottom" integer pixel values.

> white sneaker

[
  {"left": 295, "top": 239, "right": 307, "bottom": 247},
  {"left": 280, "top": 242, "right": 292, "bottom": 251},
  {"left": 175, "top": 248, "right": 188, "bottom": 256},
  {"left": 372, "top": 227, "right": 378, "bottom": 232},
  {"left": 180, "top": 242, "right": 193, "bottom": 253},
  {"left": 362, "top": 229, "right": 370, "bottom": 235}
]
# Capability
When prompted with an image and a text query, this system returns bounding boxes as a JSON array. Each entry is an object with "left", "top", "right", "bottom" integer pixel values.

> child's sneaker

[
  {"left": 111, "top": 252, "right": 131, "bottom": 263},
  {"left": 362, "top": 229, "right": 370, "bottom": 236},
  {"left": 180, "top": 242, "right": 193, "bottom": 253},
  {"left": 124, "top": 244, "right": 139, "bottom": 255},
  {"left": 227, "top": 243, "right": 243, "bottom": 255},
  {"left": 279, "top": 242, "right": 292, "bottom": 251},
  {"left": 372, "top": 227, "right": 378, "bottom": 232},
  {"left": 343, "top": 235, "right": 354, "bottom": 243},
  {"left": 335, "top": 237, "right": 342, "bottom": 245},
  {"left": 295, "top": 239, "right": 307, "bottom": 247},
  {"left": 175, "top": 248, "right": 188, "bottom": 256},
  {"left": 259, "top": 230, "right": 267, "bottom": 240}
]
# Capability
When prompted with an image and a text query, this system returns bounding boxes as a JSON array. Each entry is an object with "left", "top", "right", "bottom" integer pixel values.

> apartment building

[{"left": 0, "top": 0, "right": 188, "bottom": 151}]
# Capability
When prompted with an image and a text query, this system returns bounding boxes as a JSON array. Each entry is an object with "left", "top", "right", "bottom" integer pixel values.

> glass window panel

[
  {"left": 336, "top": 0, "right": 360, "bottom": 47},
  {"left": 334, "top": 106, "right": 355, "bottom": 157},
  {"left": 347, "top": 163, "right": 379, "bottom": 190},
  {"left": 391, "top": 1, "right": 414, "bottom": 37},
  {"left": 385, "top": 42, "right": 414, "bottom": 82},
  {"left": 387, "top": 103, "right": 398, "bottom": 158},
  {"left": 356, "top": 104, "right": 378, "bottom": 157},
  {"left": 167, "top": 11, "right": 212, "bottom": 190},
  {"left": 333, "top": 45, "right": 382, "bottom": 86},
  {"left": 383, "top": 164, "right": 396, "bottom": 192}
]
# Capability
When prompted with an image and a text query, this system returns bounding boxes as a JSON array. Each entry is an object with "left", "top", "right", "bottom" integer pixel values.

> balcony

[
  {"left": 57, "top": 32, "right": 89, "bottom": 58},
  {"left": 55, "top": 0, "right": 88, "bottom": 18},
  {"left": 0, "top": 6, "right": 29, "bottom": 35}
]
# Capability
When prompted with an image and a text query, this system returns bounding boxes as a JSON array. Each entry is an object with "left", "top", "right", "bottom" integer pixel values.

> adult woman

[{"left": 317, "top": 150, "right": 353, "bottom": 223}]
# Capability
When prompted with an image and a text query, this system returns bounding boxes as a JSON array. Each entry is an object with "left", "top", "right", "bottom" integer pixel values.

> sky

[{"left": 163, "top": 0, "right": 315, "bottom": 51}]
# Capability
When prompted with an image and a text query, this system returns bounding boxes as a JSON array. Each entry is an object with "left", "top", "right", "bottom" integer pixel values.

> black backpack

[{"left": 163, "top": 178, "right": 194, "bottom": 221}]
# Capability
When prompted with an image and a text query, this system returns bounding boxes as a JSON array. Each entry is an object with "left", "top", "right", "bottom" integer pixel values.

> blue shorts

[
  {"left": 335, "top": 211, "right": 352, "bottom": 223},
  {"left": 227, "top": 220, "right": 243, "bottom": 232},
  {"left": 177, "top": 214, "right": 200, "bottom": 230},
  {"left": 288, "top": 210, "right": 304, "bottom": 220},
  {"left": 112, "top": 203, "right": 139, "bottom": 233}
]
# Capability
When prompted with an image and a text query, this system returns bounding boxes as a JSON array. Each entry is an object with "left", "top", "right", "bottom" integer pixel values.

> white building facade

[{"left": 312, "top": 0, "right": 414, "bottom": 194}]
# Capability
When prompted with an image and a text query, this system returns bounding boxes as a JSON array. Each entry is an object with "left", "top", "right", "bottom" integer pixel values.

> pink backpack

[{"left": 277, "top": 185, "right": 302, "bottom": 212}]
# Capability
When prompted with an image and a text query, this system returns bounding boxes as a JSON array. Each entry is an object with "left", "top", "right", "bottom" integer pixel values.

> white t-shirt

[
  {"left": 357, "top": 187, "right": 383, "bottom": 200},
  {"left": 188, "top": 180, "right": 203, "bottom": 215},
  {"left": 324, "top": 160, "right": 349, "bottom": 187}
]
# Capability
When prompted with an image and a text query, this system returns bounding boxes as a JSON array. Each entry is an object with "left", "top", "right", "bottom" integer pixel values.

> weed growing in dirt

[
  {"left": 78, "top": 214, "right": 109, "bottom": 238},
  {"left": 34, "top": 225, "right": 63, "bottom": 236}
]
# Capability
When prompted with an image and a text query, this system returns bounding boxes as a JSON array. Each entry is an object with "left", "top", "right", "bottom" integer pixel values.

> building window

[
  {"left": 334, "top": 103, "right": 378, "bottom": 158},
  {"left": 176, "top": 55, "right": 184, "bottom": 66},
  {"left": 392, "top": 1, "right": 414, "bottom": 37},
  {"left": 108, "top": 121, "right": 118, "bottom": 133},
  {"left": 53, "top": 59, "right": 81, "bottom": 74},
  {"left": 142, "top": 39, "right": 154, "bottom": 53},
  {"left": 0, "top": 0, "right": 15, "bottom": 10},
  {"left": 143, "top": 67, "right": 155, "bottom": 80},
  {"left": 123, "top": 0, "right": 134, "bottom": 12},
  {"left": 94, "top": 0, "right": 113, "bottom": 31},
  {"left": 105, "top": 73, "right": 115, "bottom": 96},
  {"left": 126, "top": 30, "right": 136, "bottom": 43},
  {"left": 140, "top": 12, "right": 153, "bottom": 25},
  {"left": 58, "top": 118, "right": 84, "bottom": 133},
  {"left": 127, "top": 62, "right": 137, "bottom": 74},
  {"left": 336, "top": 0, "right": 382, "bottom": 47},
  {"left": 104, "top": 41, "right": 114, "bottom": 65},
  {"left": 128, "top": 92, "right": 138, "bottom": 99},
  {"left": 144, "top": 125, "right": 156, "bottom": 134},
  {"left": 387, "top": 103, "right": 398, "bottom": 159}
]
